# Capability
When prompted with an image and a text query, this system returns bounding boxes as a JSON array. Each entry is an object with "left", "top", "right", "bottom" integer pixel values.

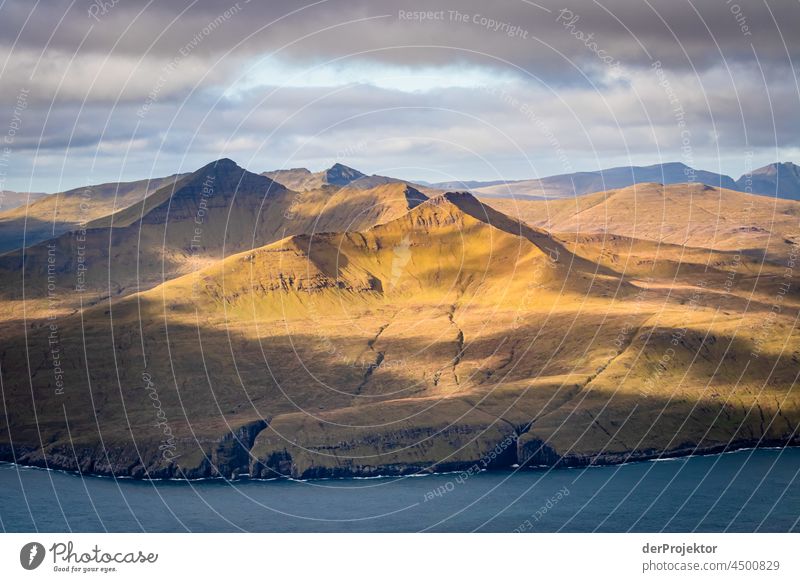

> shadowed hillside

[
  {"left": 0, "top": 159, "right": 428, "bottom": 338},
  {"left": 0, "top": 174, "right": 187, "bottom": 253},
  {"left": 1, "top": 186, "right": 797, "bottom": 480}
]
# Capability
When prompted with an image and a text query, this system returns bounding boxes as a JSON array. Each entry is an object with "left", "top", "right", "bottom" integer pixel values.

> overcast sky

[{"left": 0, "top": 0, "right": 798, "bottom": 192}]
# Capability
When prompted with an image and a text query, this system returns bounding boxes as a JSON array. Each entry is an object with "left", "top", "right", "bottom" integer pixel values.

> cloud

[
  {"left": 5, "top": 1, "right": 796, "bottom": 71},
  {"left": 0, "top": 0, "right": 798, "bottom": 190}
]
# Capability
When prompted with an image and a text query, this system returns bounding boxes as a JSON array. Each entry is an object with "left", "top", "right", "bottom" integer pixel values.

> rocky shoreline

[{"left": 2, "top": 436, "right": 798, "bottom": 482}]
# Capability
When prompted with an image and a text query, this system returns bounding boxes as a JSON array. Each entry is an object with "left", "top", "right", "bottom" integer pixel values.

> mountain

[
  {"left": 485, "top": 182, "right": 800, "bottom": 260},
  {"left": 259, "top": 166, "right": 315, "bottom": 190},
  {"left": 426, "top": 179, "right": 508, "bottom": 190},
  {"left": 0, "top": 189, "right": 48, "bottom": 211},
  {"left": 325, "top": 162, "right": 366, "bottom": 185},
  {"left": 262, "top": 163, "right": 366, "bottom": 191},
  {"left": 0, "top": 173, "right": 187, "bottom": 253},
  {"left": 1, "top": 186, "right": 796, "bottom": 479},
  {"left": 466, "top": 162, "right": 737, "bottom": 199},
  {"left": 738, "top": 162, "right": 800, "bottom": 200},
  {"left": 0, "top": 159, "right": 428, "bottom": 334},
  {"left": 435, "top": 161, "right": 800, "bottom": 201},
  {"left": 0, "top": 191, "right": 614, "bottom": 477},
  {"left": 262, "top": 163, "right": 442, "bottom": 197}
]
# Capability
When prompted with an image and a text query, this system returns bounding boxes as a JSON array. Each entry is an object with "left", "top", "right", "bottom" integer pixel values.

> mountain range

[
  {"left": 3, "top": 159, "right": 798, "bottom": 257},
  {"left": 427, "top": 161, "right": 800, "bottom": 201},
  {"left": 0, "top": 158, "right": 797, "bottom": 480},
  {"left": 261, "top": 160, "right": 800, "bottom": 201}
]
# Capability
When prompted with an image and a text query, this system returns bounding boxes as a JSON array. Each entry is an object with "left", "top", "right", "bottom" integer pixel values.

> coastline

[{"left": 2, "top": 437, "right": 798, "bottom": 483}]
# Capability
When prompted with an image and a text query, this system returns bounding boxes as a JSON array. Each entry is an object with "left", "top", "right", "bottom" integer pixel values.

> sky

[{"left": 0, "top": 0, "right": 798, "bottom": 192}]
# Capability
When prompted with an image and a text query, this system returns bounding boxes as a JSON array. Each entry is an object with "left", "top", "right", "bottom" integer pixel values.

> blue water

[{"left": 1, "top": 449, "right": 798, "bottom": 532}]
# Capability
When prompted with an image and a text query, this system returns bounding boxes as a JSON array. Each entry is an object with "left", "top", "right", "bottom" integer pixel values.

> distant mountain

[
  {"left": 0, "top": 174, "right": 187, "bottom": 253},
  {"left": 0, "top": 190, "right": 48, "bottom": 211},
  {"left": 487, "top": 181, "right": 800, "bottom": 260},
  {"left": 738, "top": 162, "right": 800, "bottom": 200},
  {"left": 259, "top": 166, "right": 315, "bottom": 190},
  {"left": 346, "top": 174, "right": 413, "bottom": 189},
  {"left": 263, "top": 163, "right": 442, "bottom": 198},
  {"left": 263, "top": 163, "right": 366, "bottom": 191},
  {"left": 466, "top": 163, "right": 737, "bottom": 199},
  {"left": 430, "top": 161, "right": 800, "bottom": 201},
  {"left": 325, "top": 162, "right": 366, "bottom": 185},
  {"left": 427, "top": 179, "right": 508, "bottom": 190}
]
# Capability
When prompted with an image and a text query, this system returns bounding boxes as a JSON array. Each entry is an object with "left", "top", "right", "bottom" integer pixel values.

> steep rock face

[
  {"left": 516, "top": 438, "right": 561, "bottom": 467},
  {"left": 0, "top": 418, "right": 269, "bottom": 479},
  {"left": 516, "top": 435, "right": 800, "bottom": 468},
  {"left": 249, "top": 402, "right": 518, "bottom": 479},
  {"left": 211, "top": 419, "right": 269, "bottom": 478}
]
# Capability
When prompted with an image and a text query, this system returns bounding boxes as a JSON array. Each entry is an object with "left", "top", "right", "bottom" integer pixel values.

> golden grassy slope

[
  {"left": 0, "top": 160, "right": 429, "bottom": 334},
  {"left": 485, "top": 182, "right": 800, "bottom": 260},
  {"left": 1, "top": 188, "right": 796, "bottom": 479}
]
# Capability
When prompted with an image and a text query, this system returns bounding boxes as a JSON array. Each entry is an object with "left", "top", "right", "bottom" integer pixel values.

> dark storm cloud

[
  {"left": 0, "top": 0, "right": 798, "bottom": 190},
  {"left": 3, "top": 1, "right": 797, "bottom": 79}
]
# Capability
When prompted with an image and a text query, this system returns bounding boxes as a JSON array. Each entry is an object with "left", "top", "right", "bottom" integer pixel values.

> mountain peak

[
  {"left": 442, "top": 190, "right": 479, "bottom": 203},
  {"left": 410, "top": 190, "right": 552, "bottom": 244},
  {"left": 196, "top": 157, "right": 240, "bottom": 172},
  {"left": 327, "top": 162, "right": 362, "bottom": 172},
  {"left": 740, "top": 162, "right": 800, "bottom": 200},
  {"left": 752, "top": 161, "right": 799, "bottom": 176},
  {"left": 182, "top": 158, "right": 267, "bottom": 190},
  {"left": 188, "top": 158, "right": 252, "bottom": 183},
  {"left": 324, "top": 163, "right": 366, "bottom": 185},
  {"left": 262, "top": 163, "right": 365, "bottom": 191},
  {"left": 96, "top": 158, "right": 278, "bottom": 228}
]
